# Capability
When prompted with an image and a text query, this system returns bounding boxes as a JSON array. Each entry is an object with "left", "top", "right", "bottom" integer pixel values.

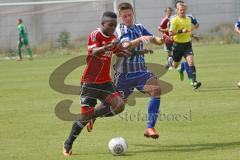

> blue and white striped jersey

[
  {"left": 235, "top": 19, "right": 240, "bottom": 29},
  {"left": 114, "top": 23, "right": 153, "bottom": 74}
]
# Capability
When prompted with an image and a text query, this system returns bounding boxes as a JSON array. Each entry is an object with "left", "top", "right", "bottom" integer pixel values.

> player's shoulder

[
  {"left": 235, "top": 19, "right": 240, "bottom": 27},
  {"left": 89, "top": 28, "right": 102, "bottom": 41},
  {"left": 18, "top": 24, "right": 23, "bottom": 28},
  {"left": 187, "top": 14, "right": 198, "bottom": 22},
  {"left": 237, "top": 17, "right": 240, "bottom": 24},
  {"left": 135, "top": 23, "right": 144, "bottom": 27},
  {"left": 171, "top": 15, "right": 179, "bottom": 23},
  {"left": 162, "top": 16, "right": 169, "bottom": 22},
  {"left": 170, "top": 15, "right": 177, "bottom": 21},
  {"left": 89, "top": 28, "right": 101, "bottom": 36},
  {"left": 187, "top": 14, "right": 195, "bottom": 19},
  {"left": 135, "top": 23, "right": 146, "bottom": 30},
  {"left": 116, "top": 23, "right": 128, "bottom": 35}
]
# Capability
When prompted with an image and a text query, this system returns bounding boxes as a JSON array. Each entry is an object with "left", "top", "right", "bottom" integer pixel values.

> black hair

[
  {"left": 101, "top": 11, "right": 117, "bottom": 23},
  {"left": 175, "top": 0, "right": 184, "bottom": 8},
  {"left": 102, "top": 11, "right": 117, "bottom": 19},
  {"left": 165, "top": 7, "right": 173, "bottom": 12},
  {"left": 18, "top": 18, "right": 23, "bottom": 23}
]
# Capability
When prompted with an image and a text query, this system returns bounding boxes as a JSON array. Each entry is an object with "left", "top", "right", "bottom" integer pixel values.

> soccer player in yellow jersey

[{"left": 169, "top": 3, "right": 201, "bottom": 89}]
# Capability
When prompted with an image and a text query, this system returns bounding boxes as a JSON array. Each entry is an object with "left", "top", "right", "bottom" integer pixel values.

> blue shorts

[{"left": 114, "top": 71, "right": 156, "bottom": 99}]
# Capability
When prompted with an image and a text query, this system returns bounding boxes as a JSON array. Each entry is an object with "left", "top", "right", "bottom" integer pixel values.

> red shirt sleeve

[{"left": 87, "top": 30, "right": 101, "bottom": 55}]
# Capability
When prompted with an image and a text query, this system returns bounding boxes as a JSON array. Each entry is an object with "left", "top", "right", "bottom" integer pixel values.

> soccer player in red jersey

[
  {"left": 158, "top": 7, "right": 173, "bottom": 69},
  {"left": 63, "top": 11, "right": 128, "bottom": 156}
]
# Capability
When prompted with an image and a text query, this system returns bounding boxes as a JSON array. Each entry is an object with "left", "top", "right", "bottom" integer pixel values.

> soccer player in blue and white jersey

[
  {"left": 114, "top": 2, "right": 165, "bottom": 138},
  {"left": 235, "top": 17, "right": 240, "bottom": 34}
]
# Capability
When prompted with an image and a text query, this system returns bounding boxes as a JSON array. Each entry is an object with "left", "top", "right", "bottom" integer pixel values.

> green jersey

[{"left": 18, "top": 23, "right": 28, "bottom": 40}]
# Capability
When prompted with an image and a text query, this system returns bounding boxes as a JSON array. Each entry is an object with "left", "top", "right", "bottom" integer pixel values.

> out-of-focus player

[
  {"left": 158, "top": 7, "right": 174, "bottom": 69},
  {"left": 235, "top": 16, "right": 240, "bottom": 34},
  {"left": 235, "top": 17, "right": 240, "bottom": 87},
  {"left": 17, "top": 18, "right": 33, "bottom": 60}
]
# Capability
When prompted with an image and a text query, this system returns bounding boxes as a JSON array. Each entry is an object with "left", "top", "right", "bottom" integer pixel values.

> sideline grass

[{"left": 0, "top": 44, "right": 239, "bottom": 160}]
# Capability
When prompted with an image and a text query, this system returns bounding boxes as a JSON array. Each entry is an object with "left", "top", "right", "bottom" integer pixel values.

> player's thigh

[
  {"left": 18, "top": 41, "right": 23, "bottom": 48},
  {"left": 185, "top": 55, "right": 194, "bottom": 66},
  {"left": 80, "top": 83, "right": 99, "bottom": 107},
  {"left": 23, "top": 39, "right": 29, "bottom": 46},
  {"left": 114, "top": 73, "right": 134, "bottom": 100},
  {"left": 172, "top": 43, "right": 183, "bottom": 63},
  {"left": 183, "top": 42, "right": 194, "bottom": 66},
  {"left": 98, "top": 82, "right": 125, "bottom": 108},
  {"left": 172, "top": 61, "right": 180, "bottom": 68},
  {"left": 143, "top": 77, "right": 161, "bottom": 97},
  {"left": 135, "top": 72, "right": 161, "bottom": 97}
]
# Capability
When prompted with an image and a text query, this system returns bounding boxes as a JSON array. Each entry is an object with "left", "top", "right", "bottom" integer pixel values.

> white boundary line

[{"left": 0, "top": 0, "right": 102, "bottom": 6}]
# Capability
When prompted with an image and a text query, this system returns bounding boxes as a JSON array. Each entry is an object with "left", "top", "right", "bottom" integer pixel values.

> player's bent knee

[
  {"left": 106, "top": 93, "right": 125, "bottom": 114},
  {"left": 112, "top": 98, "right": 125, "bottom": 114},
  {"left": 187, "top": 59, "right": 194, "bottom": 66},
  {"left": 113, "top": 98, "right": 125, "bottom": 114},
  {"left": 151, "top": 86, "right": 161, "bottom": 97},
  {"left": 172, "top": 62, "right": 179, "bottom": 68}
]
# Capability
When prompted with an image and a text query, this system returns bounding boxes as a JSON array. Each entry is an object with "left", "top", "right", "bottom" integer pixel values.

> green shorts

[{"left": 18, "top": 38, "right": 29, "bottom": 46}]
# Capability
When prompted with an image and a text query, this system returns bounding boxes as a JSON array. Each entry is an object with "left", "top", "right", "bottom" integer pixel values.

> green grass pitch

[{"left": 0, "top": 44, "right": 239, "bottom": 160}]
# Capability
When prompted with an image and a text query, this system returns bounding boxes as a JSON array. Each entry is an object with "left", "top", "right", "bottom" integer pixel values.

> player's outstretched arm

[
  {"left": 192, "top": 23, "right": 199, "bottom": 31},
  {"left": 91, "top": 40, "right": 118, "bottom": 56},
  {"left": 121, "top": 36, "right": 164, "bottom": 49},
  {"left": 150, "top": 36, "right": 164, "bottom": 45}
]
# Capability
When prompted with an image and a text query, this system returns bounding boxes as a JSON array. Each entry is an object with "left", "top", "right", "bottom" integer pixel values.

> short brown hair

[
  {"left": 118, "top": 2, "right": 133, "bottom": 13},
  {"left": 165, "top": 7, "right": 173, "bottom": 12},
  {"left": 18, "top": 18, "right": 22, "bottom": 23}
]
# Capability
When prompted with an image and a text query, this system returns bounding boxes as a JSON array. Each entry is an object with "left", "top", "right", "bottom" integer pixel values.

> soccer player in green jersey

[{"left": 17, "top": 18, "right": 33, "bottom": 60}]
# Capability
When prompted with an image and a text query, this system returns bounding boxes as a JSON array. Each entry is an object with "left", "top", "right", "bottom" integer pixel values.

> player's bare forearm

[
  {"left": 150, "top": 36, "right": 164, "bottom": 45},
  {"left": 192, "top": 24, "right": 199, "bottom": 31},
  {"left": 192, "top": 34, "right": 200, "bottom": 41},
  {"left": 158, "top": 27, "right": 168, "bottom": 33},
  {"left": 169, "top": 30, "right": 178, "bottom": 36},
  {"left": 170, "top": 28, "right": 191, "bottom": 36},
  {"left": 125, "top": 35, "right": 164, "bottom": 49},
  {"left": 91, "top": 46, "right": 108, "bottom": 56},
  {"left": 139, "top": 49, "right": 154, "bottom": 55},
  {"left": 91, "top": 41, "right": 117, "bottom": 56},
  {"left": 126, "top": 38, "right": 143, "bottom": 49}
]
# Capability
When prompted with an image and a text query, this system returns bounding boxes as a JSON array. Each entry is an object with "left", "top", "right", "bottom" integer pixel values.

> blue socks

[
  {"left": 180, "top": 61, "right": 191, "bottom": 79},
  {"left": 183, "top": 62, "right": 190, "bottom": 79},
  {"left": 147, "top": 97, "right": 160, "bottom": 128},
  {"left": 179, "top": 61, "right": 185, "bottom": 72}
]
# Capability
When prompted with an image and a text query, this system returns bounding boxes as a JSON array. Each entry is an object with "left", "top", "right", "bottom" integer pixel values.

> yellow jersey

[{"left": 170, "top": 16, "right": 192, "bottom": 43}]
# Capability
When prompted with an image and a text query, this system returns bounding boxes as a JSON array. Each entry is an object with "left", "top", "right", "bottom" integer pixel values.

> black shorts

[
  {"left": 164, "top": 43, "right": 173, "bottom": 52},
  {"left": 172, "top": 42, "right": 193, "bottom": 62},
  {"left": 80, "top": 82, "right": 119, "bottom": 107}
]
